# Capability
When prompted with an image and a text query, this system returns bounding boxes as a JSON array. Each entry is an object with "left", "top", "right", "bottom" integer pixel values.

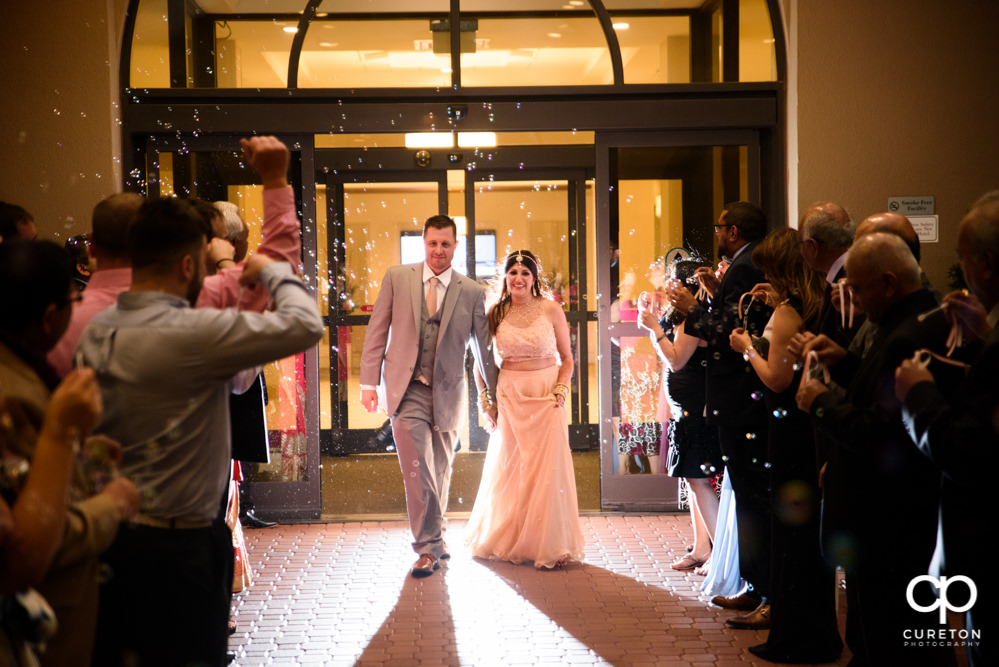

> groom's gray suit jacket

[{"left": 360, "top": 262, "right": 498, "bottom": 432}]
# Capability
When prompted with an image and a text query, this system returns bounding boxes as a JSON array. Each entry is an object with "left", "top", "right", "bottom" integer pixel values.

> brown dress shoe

[
  {"left": 411, "top": 554, "right": 439, "bottom": 578},
  {"left": 725, "top": 602, "right": 771, "bottom": 630},
  {"left": 710, "top": 590, "right": 762, "bottom": 610}
]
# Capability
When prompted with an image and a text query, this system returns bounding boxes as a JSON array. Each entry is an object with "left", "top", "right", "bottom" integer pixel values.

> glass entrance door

[
  {"left": 316, "top": 140, "right": 601, "bottom": 518},
  {"left": 596, "top": 131, "right": 761, "bottom": 511},
  {"left": 143, "top": 134, "right": 323, "bottom": 521}
]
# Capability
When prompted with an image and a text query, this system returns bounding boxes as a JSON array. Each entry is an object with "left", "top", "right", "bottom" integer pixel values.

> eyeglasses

[{"left": 713, "top": 224, "right": 736, "bottom": 232}]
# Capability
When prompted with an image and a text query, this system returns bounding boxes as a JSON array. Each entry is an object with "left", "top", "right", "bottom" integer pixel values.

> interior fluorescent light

[
  {"left": 613, "top": 22, "right": 630, "bottom": 30},
  {"left": 405, "top": 133, "right": 455, "bottom": 148},
  {"left": 457, "top": 132, "right": 497, "bottom": 148},
  {"left": 282, "top": 26, "right": 298, "bottom": 34}
]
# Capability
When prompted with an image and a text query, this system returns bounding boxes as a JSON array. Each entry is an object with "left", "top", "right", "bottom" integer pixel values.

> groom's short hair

[{"left": 424, "top": 214, "right": 457, "bottom": 239}]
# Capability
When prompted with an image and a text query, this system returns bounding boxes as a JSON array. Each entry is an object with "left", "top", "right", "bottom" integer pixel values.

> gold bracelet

[
  {"left": 553, "top": 383, "right": 569, "bottom": 401},
  {"left": 477, "top": 390, "right": 495, "bottom": 412}
]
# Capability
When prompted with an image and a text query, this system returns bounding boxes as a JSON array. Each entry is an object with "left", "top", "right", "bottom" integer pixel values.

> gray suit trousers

[{"left": 391, "top": 380, "right": 455, "bottom": 558}]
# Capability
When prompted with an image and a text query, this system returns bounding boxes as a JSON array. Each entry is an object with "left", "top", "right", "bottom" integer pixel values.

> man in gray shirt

[{"left": 80, "top": 177, "right": 323, "bottom": 667}]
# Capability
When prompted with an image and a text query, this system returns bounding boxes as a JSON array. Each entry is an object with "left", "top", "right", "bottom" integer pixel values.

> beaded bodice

[{"left": 495, "top": 298, "right": 558, "bottom": 363}]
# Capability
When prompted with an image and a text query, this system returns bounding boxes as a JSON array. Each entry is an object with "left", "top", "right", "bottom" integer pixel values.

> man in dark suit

[
  {"left": 668, "top": 201, "right": 772, "bottom": 627},
  {"left": 799, "top": 202, "right": 862, "bottom": 347},
  {"left": 797, "top": 233, "right": 959, "bottom": 667},
  {"left": 895, "top": 193, "right": 999, "bottom": 667},
  {"left": 360, "top": 215, "right": 499, "bottom": 578}
]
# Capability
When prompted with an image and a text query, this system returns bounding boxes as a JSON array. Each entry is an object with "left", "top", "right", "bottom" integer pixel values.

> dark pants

[
  {"left": 92, "top": 520, "right": 234, "bottom": 667},
  {"left": 717, "top": 423, "right": 771, "bottom": 597}
]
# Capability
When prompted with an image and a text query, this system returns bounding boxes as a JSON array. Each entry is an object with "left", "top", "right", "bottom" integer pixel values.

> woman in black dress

[
  {"left": 639, "top": 258, "right": 723, "bottom": 571},
  {"left": 729, "top": 228, "right": 842, "bottom": 663}
]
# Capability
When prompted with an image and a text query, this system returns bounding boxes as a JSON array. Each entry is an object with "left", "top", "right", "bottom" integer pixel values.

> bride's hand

[{"left": 484, "top": 405, "right": 498, "bottom": 432}]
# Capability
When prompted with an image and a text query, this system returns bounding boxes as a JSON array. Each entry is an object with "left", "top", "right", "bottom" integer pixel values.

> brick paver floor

[{"left": 229, "top": 515, "right": 852, "bottom": 666}]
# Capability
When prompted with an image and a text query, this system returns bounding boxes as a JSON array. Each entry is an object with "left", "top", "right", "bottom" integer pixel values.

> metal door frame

[{"left": 596, "top": 128, "right": 763, "bottom": 511}]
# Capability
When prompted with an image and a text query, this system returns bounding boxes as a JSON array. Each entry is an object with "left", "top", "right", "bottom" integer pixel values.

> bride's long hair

[{"left": 487, "top": 249, "right": 551, "bottom": 336}]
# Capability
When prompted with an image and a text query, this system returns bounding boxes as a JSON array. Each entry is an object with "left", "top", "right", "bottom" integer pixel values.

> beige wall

[
  {"left": 791, "top": 0, "right": 999, "bottom": 289},
  {"left": 1, "top": 0, "right": 129, "bottom": 241}
]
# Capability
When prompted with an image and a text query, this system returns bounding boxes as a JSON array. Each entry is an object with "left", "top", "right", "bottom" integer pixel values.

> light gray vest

[{"left": 412, "top": 283, "right": 444, "bottom": 384}]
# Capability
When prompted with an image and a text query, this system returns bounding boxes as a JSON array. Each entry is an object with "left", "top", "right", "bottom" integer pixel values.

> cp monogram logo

[{"left": 906, "top": 575, "right": 977, "bottom": 624}]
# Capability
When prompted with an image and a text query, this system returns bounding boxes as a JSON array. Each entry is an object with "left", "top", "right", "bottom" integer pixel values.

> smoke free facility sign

[{"left": 888, "top": 196, "right": 938, "bottom": 243}]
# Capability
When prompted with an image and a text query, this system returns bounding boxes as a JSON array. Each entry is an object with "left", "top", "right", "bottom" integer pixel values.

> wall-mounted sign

[
  {"left": 909, "top": 215, "right": 939, "bottom": 243},
  {"left": 888, "top": 196, "right": 935, "bottom": 215}
]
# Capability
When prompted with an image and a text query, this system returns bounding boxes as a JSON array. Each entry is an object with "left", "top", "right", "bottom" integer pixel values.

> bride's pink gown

[{"left": 464, "top": 299, "right": 585, "bottom": 568}]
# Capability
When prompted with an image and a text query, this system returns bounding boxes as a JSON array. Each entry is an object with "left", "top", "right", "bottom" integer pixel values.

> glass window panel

[
  {"left": 156, "top": 152, "right": 175, "bottom": 196},
  {"left": 317, "top": 0, "right": 449, "bottom": 11},
  {"left": 342, "top": 182, "right": 439, "bottom": 313},
  {"left": 739, "top": 0, "right": 777, "bottom": 82},
  {"left": 587, "top": 320, "right": 599, "bottom": 424},
  {"left": 130, "top": 0, "right": 170, "bottom": 88},
  {"left": 261, "top": 352, "right": 310, "bottom": 481},
  {"left": 610, "top": 144, "right": 749, "bottom": 478},
  {"left": 473, "top": 180, "right": 571, "bottom": 304},
  {"left": 298, "top": 19, "right": 451, "bottom": 89},
  {"left": 342, "top": 326, "right": 384, "bottom": 430},
  {"left": 316, "top": 184, "right": 331, "bottom": 317},
  {"left": 215, "top": 20, "right": 296, "bottom": 88},
  {"left": 602, "top": 0, "right": 702, "bottom": 8},
  {"left": 614, "top": 16, "right": 690, "bottom": 84},
  {"left": 614, "top": 334, "right": 664, "bottom": 474},
  {"left": 461, "top": 18, "right": 612, "bottom": 87}
]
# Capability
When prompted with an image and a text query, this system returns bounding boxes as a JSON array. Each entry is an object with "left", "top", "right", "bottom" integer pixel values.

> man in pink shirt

[
  {"left": 48, "top": 193, "right": 143, "bottom": 376},
  {"left": 48, "top": 136, "right": 302, "bottom": 375},
  {"left": 196, "top": 137, "right": 301, "bottom": 312}
]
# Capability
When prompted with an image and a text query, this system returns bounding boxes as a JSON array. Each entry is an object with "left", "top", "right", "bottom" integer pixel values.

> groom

[{"left": 360, "top": 215, "right": 498, "bottom": 577}]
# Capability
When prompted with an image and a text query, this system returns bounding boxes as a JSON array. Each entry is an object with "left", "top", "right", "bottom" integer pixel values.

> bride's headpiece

[{"left": 509, "top": 249, "right": 539, "bottom": 273}]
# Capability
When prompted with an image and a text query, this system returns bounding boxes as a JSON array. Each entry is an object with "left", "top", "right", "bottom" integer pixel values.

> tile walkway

[{"left": 229, "top": 515, "right": 853, "bottom": 666}]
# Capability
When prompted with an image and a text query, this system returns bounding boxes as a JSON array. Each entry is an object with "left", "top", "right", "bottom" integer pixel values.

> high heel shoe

[{"left": 670, "top": 552, "right": 709, "bottom": 571}]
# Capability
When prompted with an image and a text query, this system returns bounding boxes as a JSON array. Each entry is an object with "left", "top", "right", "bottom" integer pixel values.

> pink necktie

[{"left": 427, "top": 276, "right": 439, "bottom": 315}]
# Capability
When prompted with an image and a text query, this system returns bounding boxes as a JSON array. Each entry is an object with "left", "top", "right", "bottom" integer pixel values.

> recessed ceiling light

[
  {"left": 613, "top": 22, "right": 630, "bottom": 30},
  {"left": 569, "top": 0, "right": 584, "bottom": 5},
  {"left": 548, "top": 32, "right": 562, "bottom": 38},
  {"left": 405, "top": 133, "right": 455, "bottom": 149},
  {"left": 282, "top": 26, "right": 298, "bottom": 34},
  {"left": 319, "top": 42, "right": 337, "bottom": 47}
]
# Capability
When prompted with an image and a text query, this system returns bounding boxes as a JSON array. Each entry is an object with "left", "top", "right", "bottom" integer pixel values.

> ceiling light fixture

[
  {"left": 282, "top": 26, "right": 298, "bottom": 34},
  {"left": 405, "top": 133, "right": 455, "bottom": 149},
  {"left": 457, "top": 132, "right": 497, "bottom": 148}
]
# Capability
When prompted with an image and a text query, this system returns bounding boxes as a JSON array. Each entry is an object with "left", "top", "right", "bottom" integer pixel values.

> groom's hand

[{"left": 361, "top": 389, "right": 379, "bottom": 413}]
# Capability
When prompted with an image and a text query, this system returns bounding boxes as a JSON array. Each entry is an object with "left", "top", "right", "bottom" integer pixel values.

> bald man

[
  {"left": 843, "top": 212, "right": 940, "bottom": 358},
  {"left": 795, "top": 233, "right": 963, "bottom": 667}
]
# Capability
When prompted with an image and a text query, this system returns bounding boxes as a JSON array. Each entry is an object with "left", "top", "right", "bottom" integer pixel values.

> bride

[{"left": 465, "top": 250, "right": 585, "bottom": 569}]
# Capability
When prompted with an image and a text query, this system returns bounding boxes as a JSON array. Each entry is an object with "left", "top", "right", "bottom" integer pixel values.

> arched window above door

[{"left": 125, "top": 0, "right": 778, "bottom": 91}]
